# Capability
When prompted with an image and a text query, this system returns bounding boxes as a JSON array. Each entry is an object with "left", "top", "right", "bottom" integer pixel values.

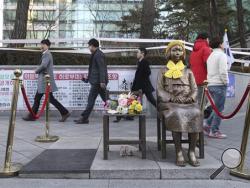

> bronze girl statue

[{"left": 157, "top": 41, "right": 203, "bottom": 167}]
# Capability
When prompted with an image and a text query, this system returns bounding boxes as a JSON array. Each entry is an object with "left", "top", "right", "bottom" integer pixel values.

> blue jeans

[{"left": 206, "top": 85, "right": 227, "bottom": 133}]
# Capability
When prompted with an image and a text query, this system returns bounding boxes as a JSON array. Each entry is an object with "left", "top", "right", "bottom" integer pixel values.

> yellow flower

[
  {"left": 135, "top": 103, "right": 143, "bottom": 112},
  {"left": 129, "top": 104, "right": 135, "bottom": 110},
  {"left": 132, "top": 100, "right": 138, "bottom": 105},
  {"left": 128, "top": 109, "right": 135, "bottom": 114},
  {"left": 164, "top": 60, "right": 185, "bottom": 79}
]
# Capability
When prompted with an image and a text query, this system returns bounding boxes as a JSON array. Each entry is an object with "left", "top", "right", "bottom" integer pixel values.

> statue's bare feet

[
  {"left": 188, "top": 151, "right": 200, "bottom": 167},
  {"left": 176, "top": 151, "right": 186, "bottom": 167}
]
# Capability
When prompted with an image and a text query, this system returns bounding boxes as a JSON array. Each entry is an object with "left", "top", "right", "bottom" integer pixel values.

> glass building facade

[{"left": 1, "top": 0, "right": 142, "bottom": 41}]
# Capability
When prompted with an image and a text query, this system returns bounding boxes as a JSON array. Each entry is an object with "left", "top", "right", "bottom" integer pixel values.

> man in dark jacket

[
  {"left": 189, "top": 33, "right": 211, "bottom": 104},
  {"left": 23, "top": 39, "right": 70, "bottom": 122},
  {"left": 114, "top": 47, "right": 156, "bottom": 123},
  {"left": 74, "top": 38, "right": 108, "bottom": 124},
  {"left": 131, "top": 47, "right": 156, "bottom": 107}
]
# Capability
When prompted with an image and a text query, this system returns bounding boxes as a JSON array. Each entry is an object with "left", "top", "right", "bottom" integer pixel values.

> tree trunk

[
  {"left": 236, "top": 0, "right": 247, "bottom": 48},
  {"left": 140, "top": 0, "right": 155, "bottom": 38},
  {"left": 9, "top": 0, "right": 30, "bottom": 47},
  {"left": 209, "top": 0, "right": 220, "bottom": 37},
  {"left": 208, "top": 0, "right": 214, "bottom": 37}
]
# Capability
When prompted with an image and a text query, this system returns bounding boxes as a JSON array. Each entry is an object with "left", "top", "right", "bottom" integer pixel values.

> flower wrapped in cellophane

[{"left": 107, "top": 92, "right": 143, "bottom": 114}]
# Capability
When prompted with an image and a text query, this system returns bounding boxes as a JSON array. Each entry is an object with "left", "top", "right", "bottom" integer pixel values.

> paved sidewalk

[
  {"left": 0, "top": 112, "right": 249, "bottom": 186},
  {"left": 0, "top": 179, "right": 249, "bottom": 188}
]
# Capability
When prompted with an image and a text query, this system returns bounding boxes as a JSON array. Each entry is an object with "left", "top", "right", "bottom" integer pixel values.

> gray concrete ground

[
  {"left": 0, "top": 179, "right": 249, "bottom": 188},
  {"left": 0, "top": 112, "right": 249, "bottom": 187}
]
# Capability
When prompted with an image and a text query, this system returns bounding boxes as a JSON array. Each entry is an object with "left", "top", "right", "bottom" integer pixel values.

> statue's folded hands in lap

[{"left": 157, "top": 41, "right": 203, "bottom": 167}]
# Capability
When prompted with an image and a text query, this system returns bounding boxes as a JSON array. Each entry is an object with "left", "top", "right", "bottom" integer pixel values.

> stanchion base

[
  {"left": 35, "top": 135, "right": 59, "bottom": 143},
  {"left": 0, "top": 163, "right": 22, "bottom": 177},
  {"left": 230, "top": 169, "right": 250, "bottom": 180}
]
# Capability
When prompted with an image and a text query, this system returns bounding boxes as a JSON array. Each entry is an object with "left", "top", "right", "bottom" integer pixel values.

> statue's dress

[{"left": 157, "top": 68, "right": 203, "bottom": 133}]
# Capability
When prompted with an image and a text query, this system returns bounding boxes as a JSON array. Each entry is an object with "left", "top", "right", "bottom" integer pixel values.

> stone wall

[{"left": 1, "top": 65, "right": 249, "bottom": 118}]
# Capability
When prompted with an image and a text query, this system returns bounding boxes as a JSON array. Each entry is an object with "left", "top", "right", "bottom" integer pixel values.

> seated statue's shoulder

[
  {"left": 184, "top": 68, "right": 193, "bottom": 74},
  {"left": 159, "top": 67, "right": 167, "bottom": 74}
]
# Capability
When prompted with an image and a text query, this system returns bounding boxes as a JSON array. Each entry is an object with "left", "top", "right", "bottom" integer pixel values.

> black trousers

[
  {"left": 32, "top": 92, "right": 69, "bottom": 116},
  {"left": 144, "top": 91, "right": 157, "bottom": 108},
  {"left": 81, "top": 84, "right": 106, "bottom": 120}
]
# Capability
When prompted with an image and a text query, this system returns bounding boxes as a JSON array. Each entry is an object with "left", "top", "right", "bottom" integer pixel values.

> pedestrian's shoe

[
  {"left": 74, "top": 117, "right": 89, "bottom": 124},
  {"left": 22, "top": 114, "right": 36, "bottom": 121},
  {"left": 203, "top": 121, "right": 211, "bottom": 136},
  {"left": 125, "top": 116, "right": 134, "bottom": 121},
  {"left": 208, "top": 131, "right": 227, "bottom": 139},
  {"left": 59, "top": 112, "right": 70, "bottom": 122},
  {"left": 203, "top": 126, "right": 211, "bottom": 136},
  {"left": 113, "top": 117, "right": 122, "bottom": 123}
]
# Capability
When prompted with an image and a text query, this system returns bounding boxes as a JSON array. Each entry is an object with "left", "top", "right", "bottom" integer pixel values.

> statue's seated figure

[{"left": 157, "top": 41, "right": 203, "bottom": 167}]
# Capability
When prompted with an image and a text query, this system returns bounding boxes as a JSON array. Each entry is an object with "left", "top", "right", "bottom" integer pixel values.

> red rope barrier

[
  {"left": 37, "top": 85, "right": 50, "bottom": 118},
  {"left": 21, "top": 85, "right": 37, "bottom": 118},
  {"left": 205, "top": 84, "right": 250, "bottom": 119},
  {"left": 21, "top": 84, "right": 51, "bottom": 119}
]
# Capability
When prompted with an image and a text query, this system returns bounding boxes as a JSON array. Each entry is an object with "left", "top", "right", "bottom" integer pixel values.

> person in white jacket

[{"left": 203, "top": 37, "right": 228, "bottom": 139}]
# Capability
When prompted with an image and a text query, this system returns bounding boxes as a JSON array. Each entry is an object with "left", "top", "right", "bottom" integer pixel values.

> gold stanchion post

[
  {"left": 35, "top": 74, "right": 59, "bottom": 143},
  {"left": 0, "top": 69, "right": 22, "bottom": 177},
  {"left": 200, "top": 80, "right": 208, "bottom": 111},
  {"left": 230, "top": 84, "right": 250, "bottom": 180},
  {"left": 197, "top": 80, "right": 208, "bottom": 158}
]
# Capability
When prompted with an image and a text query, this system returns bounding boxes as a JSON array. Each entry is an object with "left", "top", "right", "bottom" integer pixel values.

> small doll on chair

[{"left": 157, "top": 40, "right": 203, "bottom": 167}]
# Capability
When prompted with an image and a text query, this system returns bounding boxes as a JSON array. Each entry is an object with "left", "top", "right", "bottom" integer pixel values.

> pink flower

[{"left": 118, "top": 98, "right": 128, "bottom": 107}]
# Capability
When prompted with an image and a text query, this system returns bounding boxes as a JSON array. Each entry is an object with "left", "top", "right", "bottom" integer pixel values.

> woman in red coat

[{"left": 189, "top": 33, "right": 211, "bottom": 104}]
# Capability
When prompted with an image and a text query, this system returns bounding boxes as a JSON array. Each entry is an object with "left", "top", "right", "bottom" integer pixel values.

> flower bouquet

[{"left": 107, "top": 92, "right": 143, "bottom": 114}]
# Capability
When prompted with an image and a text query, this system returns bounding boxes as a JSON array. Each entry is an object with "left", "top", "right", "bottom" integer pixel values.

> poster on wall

[
  {"left": 0, "top": 70, "right": 15, "bottom": 110},
  {"left": 0, "top": 69, "right": 135, "bottom": 111},
  {"left": 0, "top": 69, "right": 236, "bottom": 111},
  {"left": 227, "top": 73, "right": 235, "bottom": 98}
]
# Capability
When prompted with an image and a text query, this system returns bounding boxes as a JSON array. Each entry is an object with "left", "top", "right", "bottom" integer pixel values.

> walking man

[
  {"left": 131, "top": 47, "right": 156, "bottom": 107},
  {"left": 74, "top": 38, "right": 108, "bottom": 124},
  {"left": 203, "top": 37, "right": 228, "bottom": 139},
  {"left": 114, "top": 47, "right": 156, "bottom": 123},
  {"left": 23, "top": 39, "right": 70, "bottom": 122}
]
